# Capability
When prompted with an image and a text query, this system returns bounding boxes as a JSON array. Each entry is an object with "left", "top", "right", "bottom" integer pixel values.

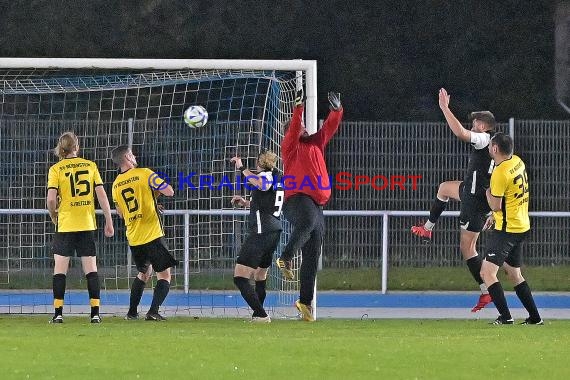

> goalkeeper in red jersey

[{"left": 276, "top": 89, "right": 344, "bottom": 321}]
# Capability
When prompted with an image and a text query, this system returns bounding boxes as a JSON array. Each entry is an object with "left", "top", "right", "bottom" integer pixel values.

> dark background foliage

[{"left": 0, "top": 0, "right": 567, "bottom": 121}]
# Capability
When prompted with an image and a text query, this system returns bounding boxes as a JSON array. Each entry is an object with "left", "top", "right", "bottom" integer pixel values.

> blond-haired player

[
  {"left": 230, "top": 151, "right": 283, "bottom": 322},
  {"left": 47, "top": 132, "right": 114, "bottom": 323}
]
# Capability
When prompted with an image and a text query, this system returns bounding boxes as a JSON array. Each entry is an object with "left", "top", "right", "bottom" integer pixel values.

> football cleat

[
  {"left": 490, "top": 316, "right": 514, "bottom": 325},
  {"left": 520, "top": 318, "right": 544, "bottom": 325},
  {"left": 295, "top": 300, "right": 315, "bottom": 322},
  {"left": 411, "top": 225, "right": 432, "bottom": 242},
  {"left": 276, "top": 258, "right": 294, "bottom": 280},
  {"left": 145, "top": 312, "right": 167, "bottom": 321},
  {"left": 124, "top": 313, "right": 139, "bottom": 320},
  {"left": 90, "top": 315, "right": 102, "bottom": 324},
  {"left": 49, "top": 315, "right": 63, "bottom": 324},
  {"left": 471, "top": 293, "right": 493, "bottom": 312},
  {"left": 251, "top": 316, "right": 271, "bottom": 323}
]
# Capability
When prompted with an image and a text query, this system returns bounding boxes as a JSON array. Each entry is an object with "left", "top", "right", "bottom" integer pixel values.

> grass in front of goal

[
  {"left": 3, "top": 266, "right": 570, "bottom": 292},
  {"left": 319, "top": 265, "right": 570, "bottom": 291},
  {"left": 1, "top": 316, "right": 569, "bottom": 380}
]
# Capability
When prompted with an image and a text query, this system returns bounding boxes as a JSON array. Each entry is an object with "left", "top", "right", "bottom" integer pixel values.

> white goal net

[{"left": 0, "top": 58, "right": 317, "bottom": 318}]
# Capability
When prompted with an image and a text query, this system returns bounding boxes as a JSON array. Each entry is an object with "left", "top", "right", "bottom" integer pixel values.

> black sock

[
  {"left": 129, "top": 277, "right": 146, "bottom": 315},
  {"left": 466, "top": 256, "right": 484, "bottom": 285},
  {"left": 86, "top": 272, "right": 100, "bottom": 317},
  {"left": 514, "top": 281, "right": 541, "bottom": 321},
  {"left": 234, "top": 277, "right": 267, "bottom": 317},
  {"left": 53, "top": 273, "right": 66, "bottom": 316},
  {"left": 488, "top": 282, "right": 512, "bottom": 320},
  {"left": 148, "top": 279, "right": 170, "bottom": 315},
  {"left": 255, "top": 280, "right": 267, "bottom": 306},
  {"left": 429, "top": 198, "right": 448, "bottom": 224}
]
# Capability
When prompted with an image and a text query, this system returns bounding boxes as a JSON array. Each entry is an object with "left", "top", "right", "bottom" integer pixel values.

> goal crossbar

[{"left": 0, "top": 57, "right": 318, "bottom": 133}]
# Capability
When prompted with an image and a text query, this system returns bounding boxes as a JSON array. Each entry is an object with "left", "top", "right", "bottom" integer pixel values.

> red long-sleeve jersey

[{"left": 281, "top": 104, "right": 344, "bottom": 205}]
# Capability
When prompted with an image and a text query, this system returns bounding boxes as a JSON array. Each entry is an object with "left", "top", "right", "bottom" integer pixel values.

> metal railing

[{"left": 2, "top": 208, "right": 568, "bottom": 294}]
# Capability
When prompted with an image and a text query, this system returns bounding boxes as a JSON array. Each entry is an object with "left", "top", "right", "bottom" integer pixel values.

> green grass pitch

[{"left": 1, "top": 316, "right": 569, "bottom": 379}]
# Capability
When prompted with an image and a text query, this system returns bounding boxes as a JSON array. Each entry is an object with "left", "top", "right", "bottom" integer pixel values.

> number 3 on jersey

[{"left": 513, "top": 170, "right": 529, "bottom": 199}]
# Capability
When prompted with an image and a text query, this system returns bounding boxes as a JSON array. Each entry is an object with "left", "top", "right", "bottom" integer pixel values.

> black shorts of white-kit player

[
  {"left": 459, "top": 130, "right": 495, "bottom": 232},
  {"left": 236, "top": 169, "right": 283, "bottom": 269}
]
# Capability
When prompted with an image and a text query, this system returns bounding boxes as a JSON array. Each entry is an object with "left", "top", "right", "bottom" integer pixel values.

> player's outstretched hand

[
  {"left": 328, "top": 92, "right": 342, "bottom": 111},
  {"left": 231, "top": 195, "right": 246, "bottom": 208},
  {"left": 230, "top": 156, "right": 243, "bottom": 170},
  {"left": 295, "top": 88, "right": 305, "bottom": 107},
  {"left": 438, "top": 88, "right": 450, "bottom": 110}
]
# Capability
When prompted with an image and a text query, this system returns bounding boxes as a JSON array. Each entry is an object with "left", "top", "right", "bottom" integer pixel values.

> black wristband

[{"left": 238, "top": 166, "right": 245, "bottom": 172}]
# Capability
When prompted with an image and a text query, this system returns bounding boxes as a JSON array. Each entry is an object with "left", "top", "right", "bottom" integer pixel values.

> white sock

[
  {"left": 424, "top": 220, "right": 435, "bottom": 231},
  {"left": 480, "top": 283, "right": 488, "bottom": 294}
]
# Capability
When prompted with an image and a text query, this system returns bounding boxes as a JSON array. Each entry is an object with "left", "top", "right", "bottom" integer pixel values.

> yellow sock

[{"left": 90, "top": 298, "right": 100, "bottom": 307}]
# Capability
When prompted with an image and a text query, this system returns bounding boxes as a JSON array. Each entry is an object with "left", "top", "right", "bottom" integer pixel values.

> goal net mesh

[{"left": 0, "top": 66, "right": 304, "bottom": 317}]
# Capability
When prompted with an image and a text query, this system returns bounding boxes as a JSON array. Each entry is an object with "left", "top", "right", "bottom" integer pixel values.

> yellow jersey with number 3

[
  {"left": 112, "top": 168, "right": 164, "bottom": 246},
  {"left": 47, "top": 157, "right": 104, "bottom": 232},
  {"left": 490, "top": 154, "right": 530, "bottom": 233}
]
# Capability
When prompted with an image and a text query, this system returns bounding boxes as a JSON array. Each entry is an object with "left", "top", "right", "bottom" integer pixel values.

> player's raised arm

[
  {"left": 230, "top": 195, "right": 250, "bottom": 208},
  {"left": 438, "top": 88, "right": 471, "bottom": 142},
  {"left": 230, "top": 155, "right": 265, "bottom": 190},
  {"left": 313, "top": 92, "right": 344, "bottom": 148},
  {"left": 281, "top": 89, "right": 306, "bottom": 156}
]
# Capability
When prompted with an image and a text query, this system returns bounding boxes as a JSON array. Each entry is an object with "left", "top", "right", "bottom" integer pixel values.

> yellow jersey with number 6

[
  {"left": 490, "top": 154, "right": 530, "bottom": 233},
  {"left": 47, "top": 157, "right": 104, "bottom": 232},
  {"left": 112, "top": 168, "right": 164, "bottom": 246}
]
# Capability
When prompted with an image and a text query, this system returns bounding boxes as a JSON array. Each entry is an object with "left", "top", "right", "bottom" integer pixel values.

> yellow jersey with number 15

[
  {"left": 490, "top": 154, "right": 530, "bottom": 233},
  {"left": 112, "top": 168, "right": 164, "bottom": 246},
  {"left": 47, "top": 157, "right": 104, "bottom": 232}
]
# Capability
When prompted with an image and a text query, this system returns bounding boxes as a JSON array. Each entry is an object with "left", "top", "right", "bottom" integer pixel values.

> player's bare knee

[
  {"left": 479, "top": 262, "right": 496, "bottom": 283},
  {"left": 505, "top": 268, "right": 524, "bottom": 284},
  {"left": 254, "top": 268, "right": 269, "bottom": 281},
  {"left": 137, "top": 272, "right": 151, "bottom": 283},
  {"left": 437, "top": 182, "right": 454, "bottom": 199},
  {"left": 156, "top": 270, "right": 171, "bottom": 282}
]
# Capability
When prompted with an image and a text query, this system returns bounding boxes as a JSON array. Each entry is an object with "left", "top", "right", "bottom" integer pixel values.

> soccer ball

[{"left": 184, "top": 105, "right": 208, "bottom": 128}]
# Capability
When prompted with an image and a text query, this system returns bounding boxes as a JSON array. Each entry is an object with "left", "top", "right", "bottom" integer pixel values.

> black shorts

[
  {"left": 129, "top": 237, "right": 179, "bottom": 273},
  {"left": 236, "top": 231, "right": 281, "bottom": 269},
  {"left": 459, "top": 182, "right": 491, "bottom": 233},
  {"left": 51, "top": 231, "right": 96, "bottom": 257},
  {"left": 484, "top": 230, "right": 529, "bottom": 267}
]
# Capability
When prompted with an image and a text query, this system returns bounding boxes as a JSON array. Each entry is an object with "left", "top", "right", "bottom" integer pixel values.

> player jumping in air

[
  {"left": 276, "top": 89, "right": 344, "bottom": 321},
  {"left": 411, "top": 88, "right": 496, "bottom": 312},
  {"left": 230, "top": 151, "right": 283, "bottom": 323}
]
